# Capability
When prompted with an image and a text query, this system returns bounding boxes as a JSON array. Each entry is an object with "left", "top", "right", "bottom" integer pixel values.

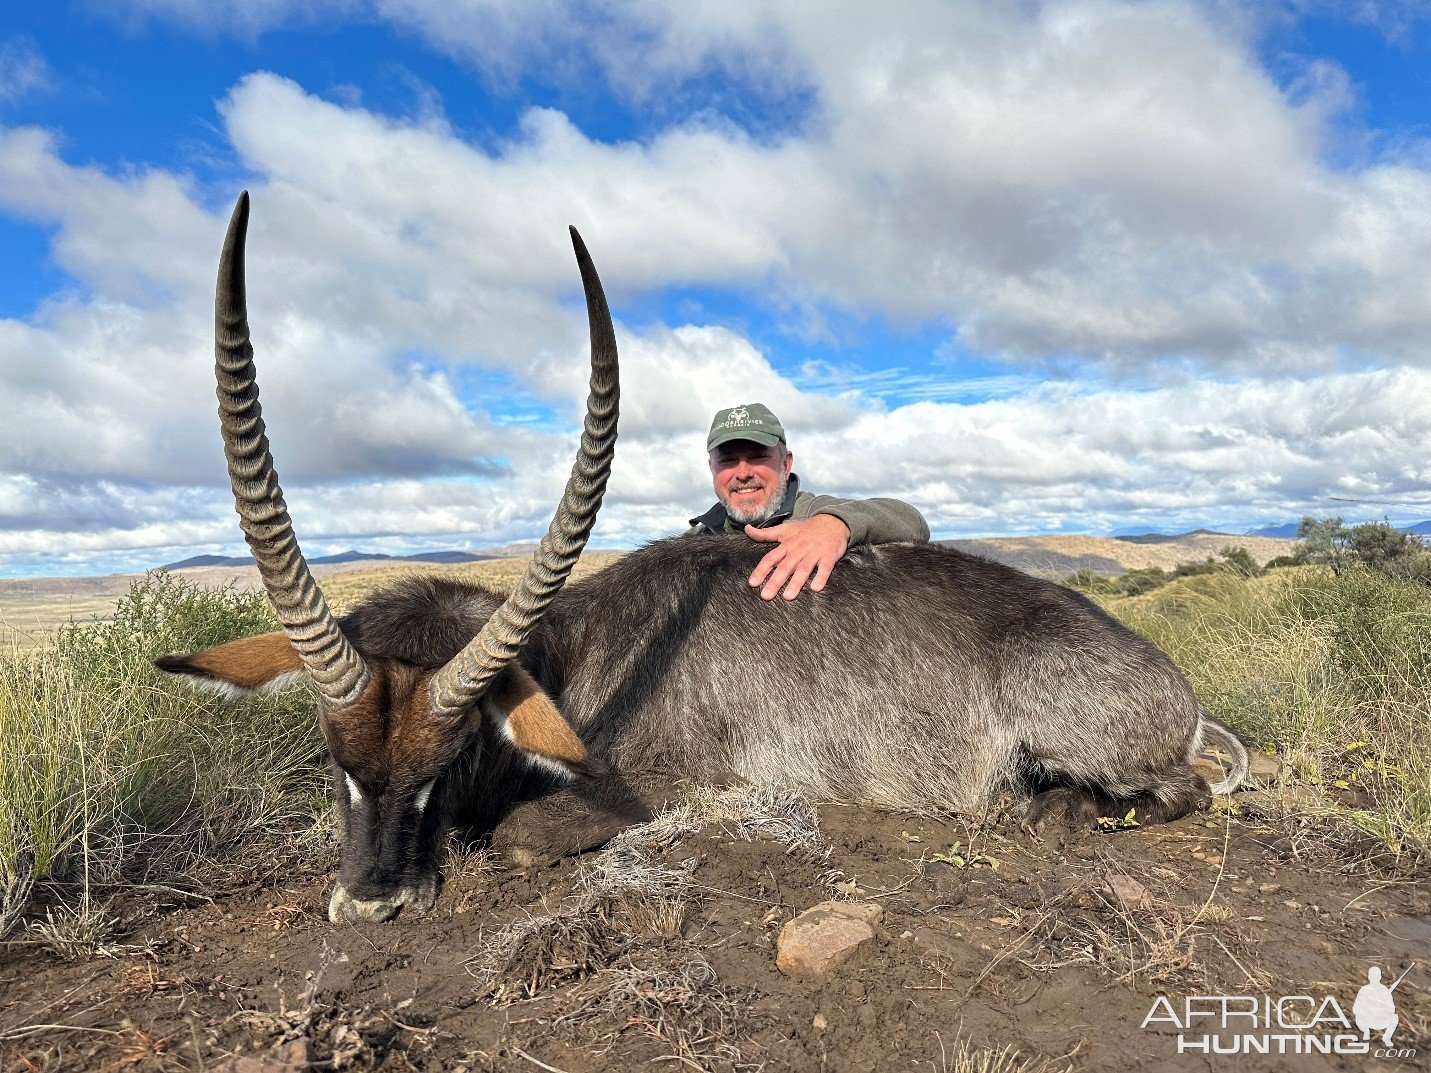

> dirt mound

[{"left": 2, "top": 790, "right": 1426, "bottom": 1072}]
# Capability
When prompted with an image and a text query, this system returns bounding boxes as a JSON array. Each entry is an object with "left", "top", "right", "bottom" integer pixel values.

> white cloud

[
  {"left": 0, "top": 38, "right": 50, "bottom": 106},
  {"left": 188, "top": 4, "right": 1431, "bottom": 370},
  {"left": 4, "top": 1, "right": 1431, "bottom": 572}
]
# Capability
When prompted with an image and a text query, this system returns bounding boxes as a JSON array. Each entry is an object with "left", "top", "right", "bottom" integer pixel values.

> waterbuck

[{"left": 158, "top": 193, "right": 1248, "bottom": 924}]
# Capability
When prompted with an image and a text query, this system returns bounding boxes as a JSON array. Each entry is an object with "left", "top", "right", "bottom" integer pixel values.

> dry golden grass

[
  {"left": 0, "top": 595, "right": 123, "bottom": 651},
  {"left": 953, "top": 532, "right": 1294, "bottom": 579},
  {"left": 0, "top": 531, "right": 1293, "bottom": 648},
  {"left": 0, "top": 553, "right": 630, "bottom": 650},
  {"left": 317, "top": 552, "right": 627, "bottom": 613},
  {"left": 1103, "top": 565, "right": 1431, "bottom": 865}
]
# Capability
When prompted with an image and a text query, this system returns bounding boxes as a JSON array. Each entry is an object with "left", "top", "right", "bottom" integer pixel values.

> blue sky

[{"left": 1, "top": 1, "right": 1430, "bottom": 576}]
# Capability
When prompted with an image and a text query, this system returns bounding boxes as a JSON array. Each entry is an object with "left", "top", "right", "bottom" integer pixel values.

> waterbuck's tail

[{"left": 1194, "top": 713, "right": 1250, "bottom": 795}]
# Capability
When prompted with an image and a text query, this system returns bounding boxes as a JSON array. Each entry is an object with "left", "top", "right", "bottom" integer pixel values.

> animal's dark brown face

[
  {"left": 156, "top": 633, "right": 595, "bottom": 923},
  {"left": 321, "top": 660, "right": 453, "bottom": 924}
]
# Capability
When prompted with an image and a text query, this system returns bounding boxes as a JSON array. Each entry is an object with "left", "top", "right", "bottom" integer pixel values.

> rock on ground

[{"left": 776, "top": 901, "right": 883, "bottom": 978}]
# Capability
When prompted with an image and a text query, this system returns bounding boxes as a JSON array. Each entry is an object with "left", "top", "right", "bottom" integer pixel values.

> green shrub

[
  {"left": 1294, "top": 515, "right": 1431, "bottom": 582},
  {"left": 1106, "top": 566, "right": 1430, "bottom": 861},
  {"left": 0, "top": 573, "right": 324, "bottom": 912}
]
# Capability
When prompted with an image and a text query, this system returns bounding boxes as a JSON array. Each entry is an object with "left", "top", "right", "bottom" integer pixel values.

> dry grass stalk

[
  {"left": 1014, "top": 865, "right": 1263, "bottom": 991},
  {"left": 466, "top": 784, "right": 825, "bottom": 1005},
  {"left": 932, "top": 1030, "right": 1075, "bottom": 1073},
  {"left": 557, "top": 960, "right": 757, "bottom": 1072}
]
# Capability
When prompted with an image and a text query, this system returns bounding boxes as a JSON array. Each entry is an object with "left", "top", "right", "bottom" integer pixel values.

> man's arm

[
  {"left": 746, "top": 494, "right": 928, "bottom": 601},
  {"left": 796, "top": 494, "right": 930, "bottom": 545}
]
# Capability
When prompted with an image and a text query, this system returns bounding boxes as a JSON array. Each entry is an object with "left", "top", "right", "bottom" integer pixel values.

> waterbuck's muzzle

[{"left": 328, "top": 878, "right": 437, "bottom": 924}]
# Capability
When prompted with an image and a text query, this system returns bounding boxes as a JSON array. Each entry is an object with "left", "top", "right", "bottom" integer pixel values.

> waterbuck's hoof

[
  {"left": 503, "top": 844, "right": 540, "bottom": 869},
  {"left": 1023, "top": 788, "right": 1099, "bottom": 847}
]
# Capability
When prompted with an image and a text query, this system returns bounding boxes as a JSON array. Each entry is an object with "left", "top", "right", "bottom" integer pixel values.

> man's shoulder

[{"left": 789, "top": 489, "right": 828, "bottom": 519}]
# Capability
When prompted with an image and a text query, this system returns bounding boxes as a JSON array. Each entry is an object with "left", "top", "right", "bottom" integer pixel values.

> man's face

[{"left": 709, "top": 440, "right": 793, "bottom": 524}]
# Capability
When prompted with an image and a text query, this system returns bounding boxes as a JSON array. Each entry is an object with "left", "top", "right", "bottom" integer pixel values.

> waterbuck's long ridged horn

[
  {"left": 428, "top": 226, "right": 618, "bottom": 720},
  {"left": 215, "top": 191, "right": 371, "bottom": 708}
]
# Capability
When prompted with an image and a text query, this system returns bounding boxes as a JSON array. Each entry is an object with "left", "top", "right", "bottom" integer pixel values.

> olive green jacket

[{"left": 686, "top": 475, "right": 930, "bottom": 545}]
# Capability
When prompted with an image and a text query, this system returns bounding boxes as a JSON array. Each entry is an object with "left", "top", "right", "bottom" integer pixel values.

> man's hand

[{"left": 745, "top": 514, "right": 852, "bottom": 601}]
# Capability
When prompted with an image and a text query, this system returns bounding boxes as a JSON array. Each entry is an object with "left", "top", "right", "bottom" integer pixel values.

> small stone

[
  {"left": 776, "top": 902, "right": 882, "bottom": 978},
  {"left": 1193, "top": 758, "right": 1224, "bottom": 785},
  {"left": 812, "top": 1014, "right": 828, "bottom": 1031},
  {"left": 505, "top": 846, "right": 538, "bottom": 868},
  {"left": 1248, "top": 753, "right": 1282, "bottom": 784},
  {"left": 1105, "top": 875, "right": 1154, "bottom": 910},
  {"left": 1283, "top": 900, "right": 1302, "bottom": 910},
  {"left": 823, "top": 900, "right": 884, "bottom": 926},
  {"left": 1258, "top": 883, "right": 1281, "bottom": 894}
]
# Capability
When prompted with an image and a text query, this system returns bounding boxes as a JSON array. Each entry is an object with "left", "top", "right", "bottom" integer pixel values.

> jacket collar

[{"left": 690, "top": 474, "right": 801, "bottom": 533}]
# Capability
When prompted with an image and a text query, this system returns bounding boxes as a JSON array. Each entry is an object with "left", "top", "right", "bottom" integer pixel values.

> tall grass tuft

[
  {"left": 1104, "top": 565, "right": 1430, "bottom": 863},
  {"left": 0, "top": 573, "right": 325, "bottom": 935}
]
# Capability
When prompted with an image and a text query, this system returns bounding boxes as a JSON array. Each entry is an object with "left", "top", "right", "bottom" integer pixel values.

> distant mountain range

[
  {"left": 161, "top": 548, "right": 508, "bottom": 570},
  {"left": 160, "top": 522, "right": 1431, "bottom": 575},
  {"left": 1243, "top": 520, "right": 1431, "bottom": 539},
  {"left": 1114, "top": 527, "right": 1232, "bottom": 544}
]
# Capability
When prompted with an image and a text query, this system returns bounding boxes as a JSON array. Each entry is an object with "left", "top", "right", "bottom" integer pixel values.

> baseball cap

[{"left": 706, "top": 403, "right": 786, "bottom": 451}]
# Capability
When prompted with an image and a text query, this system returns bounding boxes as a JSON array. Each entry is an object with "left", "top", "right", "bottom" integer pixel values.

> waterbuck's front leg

[{"left": 492, "top": 770, "right": 690, "bottom": 867}]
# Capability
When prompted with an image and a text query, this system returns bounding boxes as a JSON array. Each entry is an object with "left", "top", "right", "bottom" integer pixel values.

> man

[{"left": 688, "top": 403, "right": 930, "bottom": 601}]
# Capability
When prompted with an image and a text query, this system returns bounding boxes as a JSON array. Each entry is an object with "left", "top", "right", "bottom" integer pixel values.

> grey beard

[{"left": 723, "top": 472, "right": 789, "bottom": 525}]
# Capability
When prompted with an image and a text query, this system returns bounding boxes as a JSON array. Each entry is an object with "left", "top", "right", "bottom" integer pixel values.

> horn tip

[{"left": 228, "top": 190, "right": 251, "bottom": 232}]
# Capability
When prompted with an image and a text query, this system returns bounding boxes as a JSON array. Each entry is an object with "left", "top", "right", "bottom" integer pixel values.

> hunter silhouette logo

[
  {"left": 1141, "top": 962, "right": 1417, "bottom": 1058},
  {"left": 1354, "top": 965, "right": 1409, "bottom": 1046}
]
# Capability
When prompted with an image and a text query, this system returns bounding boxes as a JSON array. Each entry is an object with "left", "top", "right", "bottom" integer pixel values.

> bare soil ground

[{"left": 2, "top": 791, "right": 1425, "bottom": 1072}]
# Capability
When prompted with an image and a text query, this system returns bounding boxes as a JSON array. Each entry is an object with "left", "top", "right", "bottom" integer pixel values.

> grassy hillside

[
  {"left": 1102, "top": 566, "right": 1429, "bottom": 857},
  {"left": 947, "top": 531, "right": 1294, "bottom": 578}
]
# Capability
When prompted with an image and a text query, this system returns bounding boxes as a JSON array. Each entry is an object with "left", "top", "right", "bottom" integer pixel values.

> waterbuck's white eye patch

[
  {"left": 413, "top": 780, "right": 434, "bottom": 813},
  {"left": 345, "top": 774, "right": 365, "bottom": 805}
]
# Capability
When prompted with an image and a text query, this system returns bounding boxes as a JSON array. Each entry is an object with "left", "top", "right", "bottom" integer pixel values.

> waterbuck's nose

[{"left": 328, "top": 883, "right": 403, "bottom": 924}]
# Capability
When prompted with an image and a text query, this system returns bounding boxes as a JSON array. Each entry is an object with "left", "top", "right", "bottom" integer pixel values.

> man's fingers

[
  {"left": 808, "top": 556, "right": 835, "bottom": 593},
  {"left": 760, "top": 556, "right": 801, "bottom": 601},
  {"left": 749, "top": 545, "right": 785, "bottom": 588},
  {"left": 744, "top": 523, "right": 783, "bottom": 542},
  {"left": 782, "top": 559, "right": 819, "bottom": 601}
]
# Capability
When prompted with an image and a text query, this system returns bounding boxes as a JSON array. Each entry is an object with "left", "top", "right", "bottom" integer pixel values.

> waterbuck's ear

[
  {"left": 484, "top": 665, "right": 603, "bottom": 779},
  {"left": 155, "top": 632, "right": 307, "bottom": 699}
]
